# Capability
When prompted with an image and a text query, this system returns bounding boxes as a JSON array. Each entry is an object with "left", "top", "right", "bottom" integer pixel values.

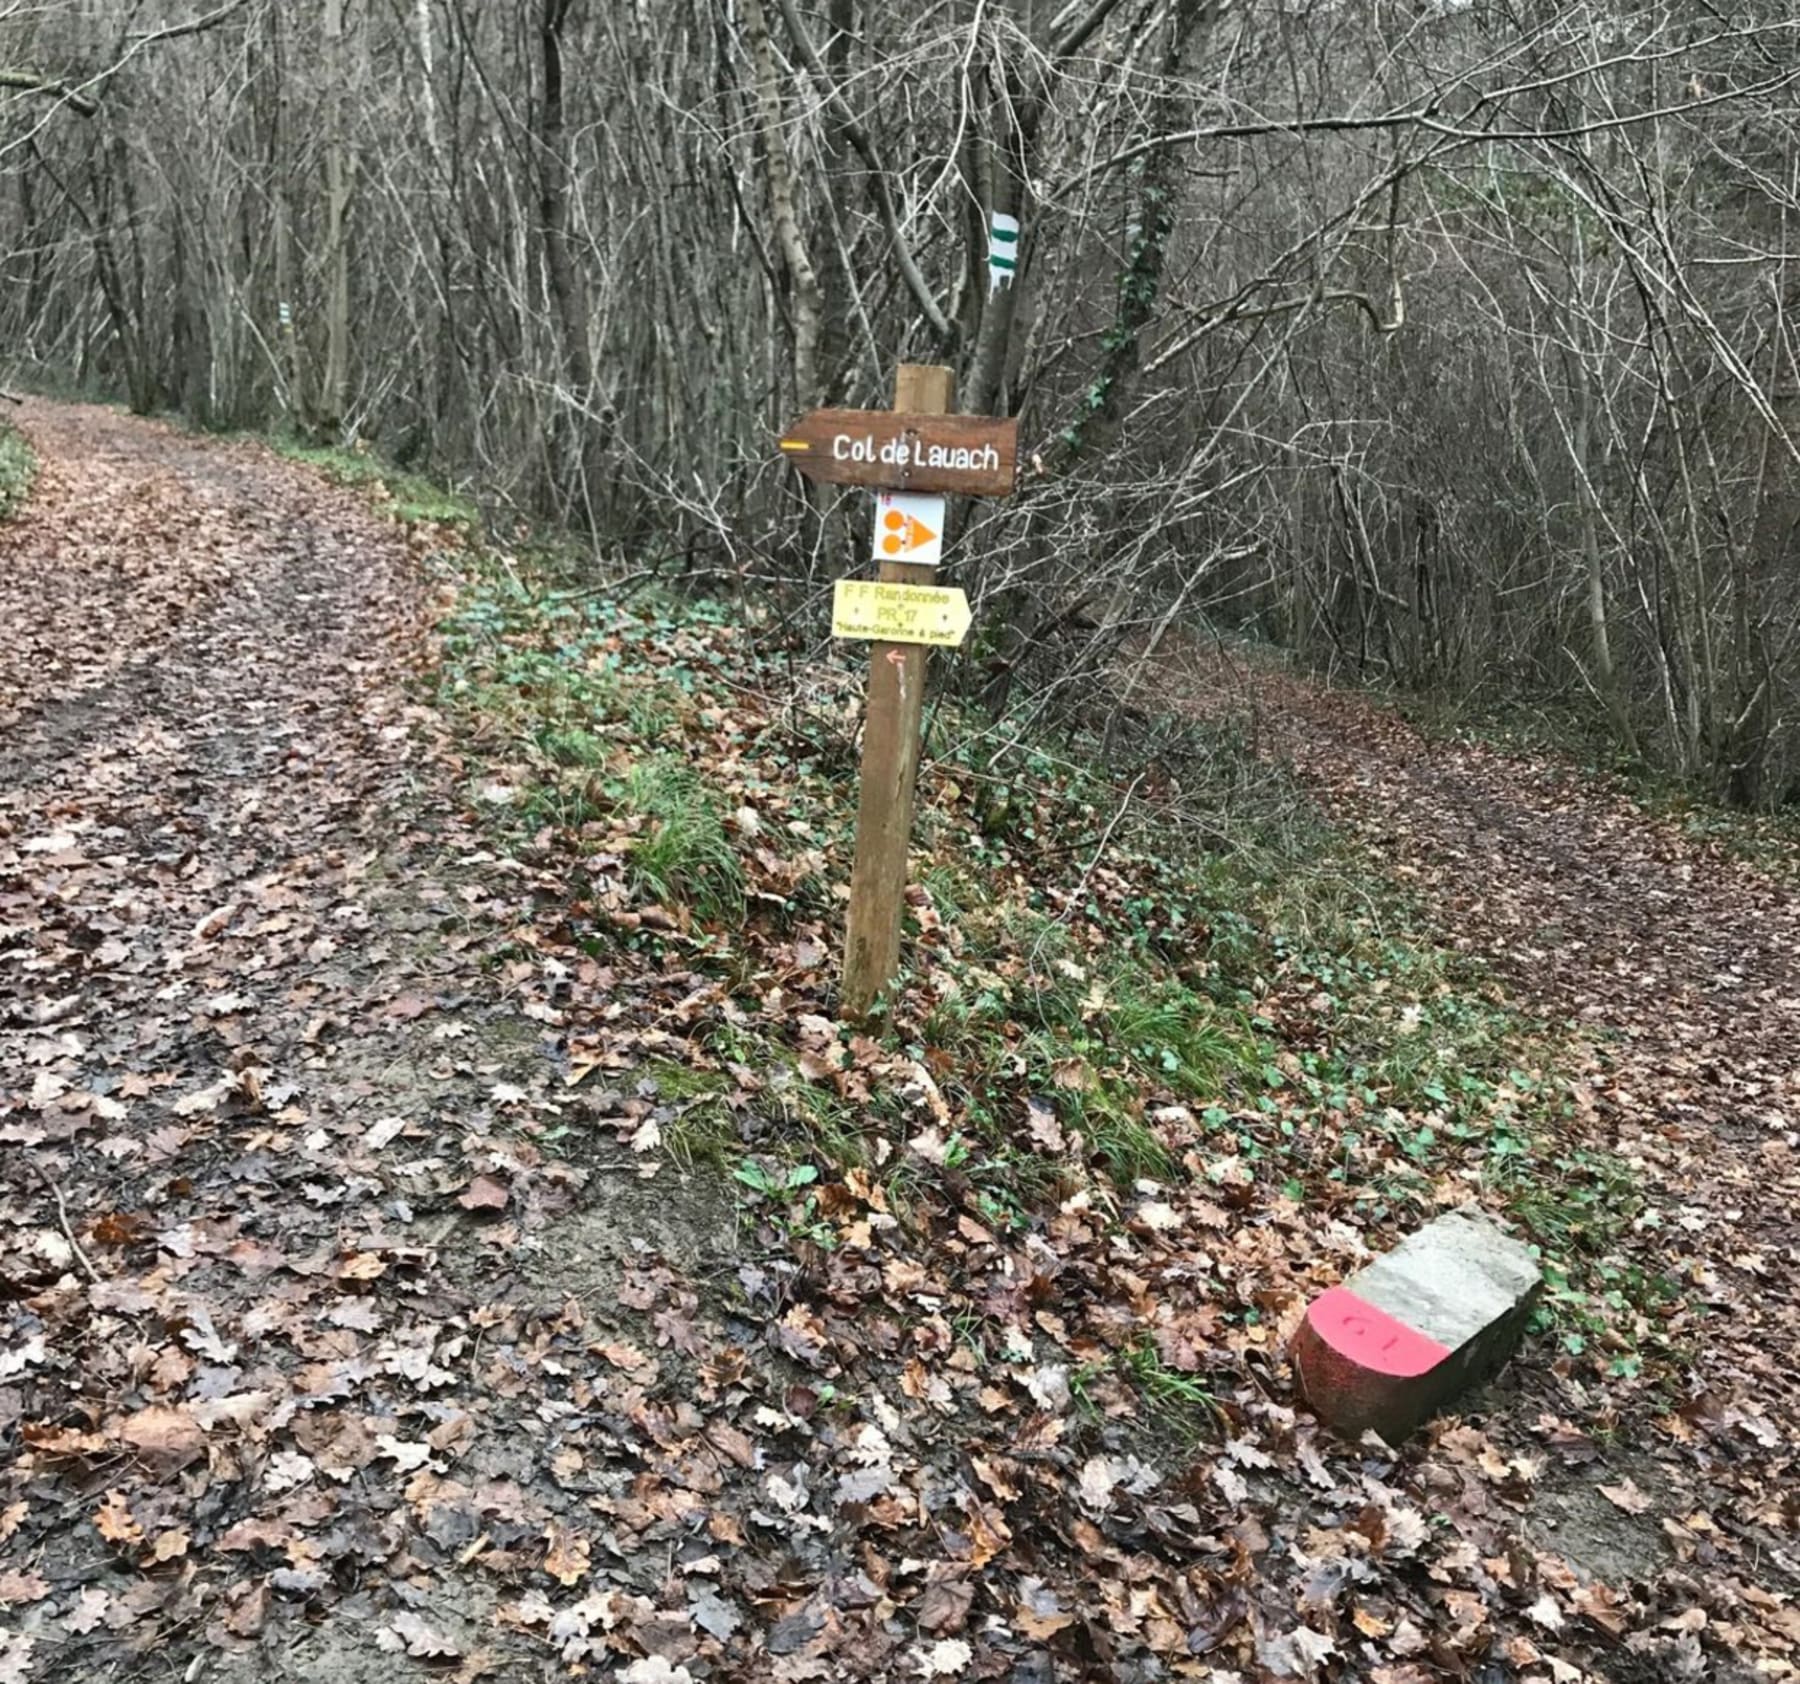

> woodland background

[{"left": 4, "top": 0, "right": 1800, "bottom": 802}]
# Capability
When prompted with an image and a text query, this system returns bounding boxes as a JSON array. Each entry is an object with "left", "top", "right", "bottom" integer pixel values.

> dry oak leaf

[
  {"left": 965, "top": 1501, "right": 1011, "bottom": 1569},
  {"left": 1598, "top": 1477, "right": 1654, "bottom": 1515},
  {"left": 1369, "top": 1501, "right": 1428, "bottom": 1557},
  {"left": 458, "top": 1175, "right": 509, "bottom": 1213},
  {"left": 911, "top": 1638, "right": 973, "bottom": 1677},
  {"left": 217, "top": 1517, "right": 295, "bottom": 1554},
  {"left": 1526, "top": 1591, "right": 1567, "bottom": 1631},
  {"left": 1051, "top": 1057, "right": 1095, "bottom": 1091},
  {"left": 1256, "top": 1626, "right": 1337, "bottom": 1677},
  {"left": 149, "top": 1528, "right": 191, "bottom": 1564},
  {"left": 0, "top": 1633, "right": 34, "bottom": 1684},
  {"left": 707, "top": 1420, "right": 757, "bottom": 1468},
  {"left": 0, "top": 1336, "right": 45, "bottom": 1383},
  {"left": 378, "top": 1611, "right": 460, "bottom": 1660},
  {"left": 375, "top": 1436, "right": 432, "bottom": 1472},
  {"left": 94, "top": 1490, "right": 144, "bottom": 1545},
  {"left": 543, "top": 1523, "right": 592, "bottom": 1587},
  {"left": 1014, "top": 1579, "right": 1074, "bottom": 1640},
  {"left": 1024, "top": 1097, "right": 1065, "bottom": 1152},
  {"left": 620, "top": 1662, "right": 694, "bottom": 1684},
  {"left": 91, "top": 1210, "right": 151, "bottom": 1246},
  {"left": 224, "top": 1580, "right": 271, "bottom": 1640},
  {"left": 1029, "top": 1360, "right": 1065, "bottom": 1417},
  {"left": 1133, "top": 1200, "right": 1182, "bottom": 1233},
  {"left": 63, "top": 1587, "right": 111, "bottom": 1634},
  {"left": 629, "top": 1116, "right": 661, "bottom": 1153},
  {"left": 1352, "top": 1605, "right": 1392, "bottom": 1639},
  {"left": 172, "top": 1078, "right": 234, "bottom": 1117},
  {"left": 0, "top": 1572, "right": 49, "bottom": 1605},
  {"left": 1503, "top": 1634, "right": 1543, "bottom": 1667},
  {"left": 915, "top": 1576, "right": 974, "bottom": 1636},
  {"left": 1438, "top": 1588, "right": 1490, "bottom": 1650},
  {"left": 1077, "top": 1455, "right": 1126, "bottom": 1511},
  {"left": 120, "top": 1403, "right": 204, "bottom": 1464},
  {"left": 1571, "top": 1582, "right": 1633, "bottom": 1637},
  {"left": 264, "top": 1450, "right": 315, "bottom": 1493},
  {"left": 1387, "top": 1617, "right": 1430, "bottom": 1656}
]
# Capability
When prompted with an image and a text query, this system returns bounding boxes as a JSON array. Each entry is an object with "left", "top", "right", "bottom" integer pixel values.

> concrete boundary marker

[{"left": 1293, "top": 1207, "right": 1542, "bottom": 1445}]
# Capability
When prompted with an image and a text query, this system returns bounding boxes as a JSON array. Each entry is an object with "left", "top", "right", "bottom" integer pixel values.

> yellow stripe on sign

[
  {"left": 779, "top": 439, "right": 810, "bottom": 452},
  {"left": 832, "top": 579, "right": 973, "bottom": 648}
]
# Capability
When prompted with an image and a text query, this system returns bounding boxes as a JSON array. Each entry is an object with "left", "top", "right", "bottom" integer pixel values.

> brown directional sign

[{"left": 779, "top": 408, "right": 1018, "bottom": 497}]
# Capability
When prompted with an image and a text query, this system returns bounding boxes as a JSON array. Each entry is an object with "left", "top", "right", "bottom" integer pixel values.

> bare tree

[{"left": 7, "top": 0, "right": 1800, "bottom": 796}]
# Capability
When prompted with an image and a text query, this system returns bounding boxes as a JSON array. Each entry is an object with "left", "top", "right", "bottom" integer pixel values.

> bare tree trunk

[
  {"left": 317, "top": 0, "right": 353, "bottom": 436},
  {"left": 964, "top": 67, "right": 1033, "bottom": 420},
  {"left": 538, "top": 0, "right": 605, "bottom": 519},
  {"left": 815, "top": 0, "right": 856, "bottom": 397},
  {"left": 739, "top": 0, "right": 821, "bottom": 409},
  {"left": 1569, "top": 347, "right": 1635, "bottom": 754},
  {"left": 265, "top": 2, "right": 304, "bottom": 426}
]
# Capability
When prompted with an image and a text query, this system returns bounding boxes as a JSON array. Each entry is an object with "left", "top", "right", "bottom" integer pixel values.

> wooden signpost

[
  {"left": 780, "top": 408, "right": 1019, "bottom": 498},
  {"left": 781, "top": 365, "right": 1017, "bottom": 1018}
]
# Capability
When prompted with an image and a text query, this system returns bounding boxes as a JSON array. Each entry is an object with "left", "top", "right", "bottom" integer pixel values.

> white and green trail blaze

[{"left": 988, "top": 211, "right": 1019, "bottom": 294}]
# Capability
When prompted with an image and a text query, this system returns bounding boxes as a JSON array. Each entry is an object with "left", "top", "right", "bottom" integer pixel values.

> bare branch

[
  {"left": 1051, "top": 0, "right": 1134, "bottom": 61},
  {"left": 0, "top": 69, "right": 99, "bottom": 117},
  {"left": 773, "top": 0, "right": 954, "bottom": 343},
  {"left": 128, "top": 0, "right": 249, "bottom": 48},
  {"left": 1054, "top": 65, "right": 1800, "bottom": 202}
]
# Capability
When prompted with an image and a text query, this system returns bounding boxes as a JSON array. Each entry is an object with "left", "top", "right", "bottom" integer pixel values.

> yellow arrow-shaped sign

[{"left": 832, "top": 580, "right": 972, "bottom": 648}]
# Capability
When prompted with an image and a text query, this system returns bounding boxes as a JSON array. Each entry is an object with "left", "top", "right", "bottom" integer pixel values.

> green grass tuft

[
  {"left": 0, "top": 424, "right": 35, "bottom": 521},
  {"left": 621, "top": 758, "right": 745, "bottom": 925},
  {"left": 270, "top": 436, "right": 478, "bottom": 527}
]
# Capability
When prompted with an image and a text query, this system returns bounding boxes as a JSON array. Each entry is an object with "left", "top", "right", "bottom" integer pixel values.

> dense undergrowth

[{"left": 289, "top": 437, "right": 1672, "bottom": 1420}]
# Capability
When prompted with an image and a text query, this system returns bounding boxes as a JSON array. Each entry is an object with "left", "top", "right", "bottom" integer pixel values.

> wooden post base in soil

[{"left": 841, "top": 363, "right": 955, "bottom": 1019}]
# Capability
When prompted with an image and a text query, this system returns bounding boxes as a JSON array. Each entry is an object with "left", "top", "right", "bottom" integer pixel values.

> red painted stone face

[
  {"left": 1292, "top": 1288, "right": 1455, "bottom": 1442},
  {"left": 1305, "top": 1287, "right": 1450, "bottom": 1379}
]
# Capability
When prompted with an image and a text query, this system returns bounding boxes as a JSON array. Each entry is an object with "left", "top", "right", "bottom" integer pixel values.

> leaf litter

[{"left": 0, "top": 403, "right": 1796, "bottom": 1682}]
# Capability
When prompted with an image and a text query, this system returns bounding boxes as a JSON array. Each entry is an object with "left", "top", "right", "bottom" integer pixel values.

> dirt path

[
  {"left": 1165, "top": 644, "right": 1800, "bottom": 1564},
  {"left": 0, "top": 404, "right": 639, "bottom": 1681}
]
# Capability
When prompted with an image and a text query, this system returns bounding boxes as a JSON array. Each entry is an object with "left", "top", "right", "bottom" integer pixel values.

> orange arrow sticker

[
  {"left": 880, "top": 507, "right": 939, "bottom": 557},
  {"left": 873, "top": 492, "right": 946, "bottom": 566}
]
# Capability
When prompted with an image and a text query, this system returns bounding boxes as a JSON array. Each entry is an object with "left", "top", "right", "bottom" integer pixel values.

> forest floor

[{"left": 1, "top": 403, "right": 1797, "bottom": 1684}]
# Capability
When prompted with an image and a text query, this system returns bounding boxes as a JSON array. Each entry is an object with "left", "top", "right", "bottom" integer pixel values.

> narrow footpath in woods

[
  {"left": 1165, "top": 647, "right": 1800, "bottom": 1570},
  {"left": 3, "top": 404, "right": 1800, "bottom": 1683}
]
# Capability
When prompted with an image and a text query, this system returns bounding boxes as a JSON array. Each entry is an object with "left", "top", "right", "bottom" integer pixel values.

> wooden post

[{"left": 841, "top": 362, "right": 955, "bottom": 1018}]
